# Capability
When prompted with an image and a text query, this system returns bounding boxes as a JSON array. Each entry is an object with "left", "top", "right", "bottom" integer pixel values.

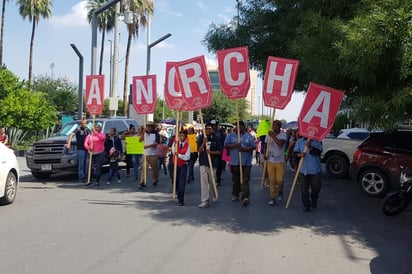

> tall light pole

[
  {"left": 70, "top": 44, "right": 84, "bottom": 120},
  {"left": 146, "top": 32, "right": 172, "bottom": 122},
  {"left": 50, "top": 63, "right": 55, "bottom": 79},
  {"left": 108, "top": 39, "right": 113, "bottom": 99}
]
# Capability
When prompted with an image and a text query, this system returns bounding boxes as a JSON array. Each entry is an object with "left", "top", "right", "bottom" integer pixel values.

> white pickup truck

[{"left": 321, "top": 137, "right": 363, "bottom": 178}]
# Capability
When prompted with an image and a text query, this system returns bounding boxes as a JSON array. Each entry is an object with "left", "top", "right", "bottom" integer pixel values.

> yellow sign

[
  {"left": 257, "top": 120, "right": 271, "bottom": 137},
  {"left": 187, "top": 134, "right": 197, "bottom": 153},
  {"left": 126, "top": 136, "right": 144, "bottom": 154}
]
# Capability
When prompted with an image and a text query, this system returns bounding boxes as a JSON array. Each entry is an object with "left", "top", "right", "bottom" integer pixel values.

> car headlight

[{"left": 27, "top": 145, "right": 34, "bottom": 155}]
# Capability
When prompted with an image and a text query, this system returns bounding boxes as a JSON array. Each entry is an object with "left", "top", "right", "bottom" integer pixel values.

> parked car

[
  {"left": 26, "top": 118, "right": 139, "bottom": 180},
  {"left": 337, "top": 127, "right": 370, "bottom": 140},
  {"left": 350, "top": 128, "right": 412, "bottom": 197},
  {"left": 0, "top": 142, "right": 19, "bottom": 205}
]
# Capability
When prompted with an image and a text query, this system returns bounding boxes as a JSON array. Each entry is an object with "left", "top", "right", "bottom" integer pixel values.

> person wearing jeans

[
  {"left": 294, "top": 137, "right": 323, "bottom": 211},
  {"left": 66, "top": 119, "right": 90, "bottom": 181}
]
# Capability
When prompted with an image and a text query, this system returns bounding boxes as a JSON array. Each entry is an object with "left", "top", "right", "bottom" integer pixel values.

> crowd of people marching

[{"left": 65, "top": 118, "right": 323, "bottom": 212}]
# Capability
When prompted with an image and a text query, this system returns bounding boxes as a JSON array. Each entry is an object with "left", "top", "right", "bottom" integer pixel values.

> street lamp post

[
  {"left": 146, "top": 32, "right": 172, "bottom": 122},
  {"left": 108, "top": 39, "right": 113, "bottom": 98},
  {"left": 70, "top": 43, "right": 84, "bottom": 120}
]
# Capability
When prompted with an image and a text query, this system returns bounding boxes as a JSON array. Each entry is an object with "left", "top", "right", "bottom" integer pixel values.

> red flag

[
  {"left": 262, "top": 56, "right": 300, "bottom": 109},
  {"left": 217, "top": 46, "right": 250, "bottom": 99},
  {"left": 85, "top": 75, "right": 104, "bottom": 116},
  {"left": 174, "top": 55, "right": 212, "bottom": 110},
  {"left": 298, "top": 82, "right": 344, "bottom": 141},
  {"left": 131, "top": 75, "right": 157, "bottom": 114}
]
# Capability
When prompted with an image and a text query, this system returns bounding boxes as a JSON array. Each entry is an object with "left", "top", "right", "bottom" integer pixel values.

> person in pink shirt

[{"left": 84, "top": 124, "right": 107, "bottom": 186}]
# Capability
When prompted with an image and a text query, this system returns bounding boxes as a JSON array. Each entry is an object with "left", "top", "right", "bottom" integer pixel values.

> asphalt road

[{"left": 0, "top": 157, "right": 411, "bottom": 274}]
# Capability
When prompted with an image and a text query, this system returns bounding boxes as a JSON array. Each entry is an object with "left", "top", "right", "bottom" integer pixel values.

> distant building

[{"left": 207, "top": 63, "right": 257, "bottom": 116}]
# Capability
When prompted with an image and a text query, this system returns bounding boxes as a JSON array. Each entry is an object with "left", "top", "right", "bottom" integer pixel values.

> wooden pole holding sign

[
  {"left": 172, "top": 111, "right": 180, "bottom": 199},
  {"left": 199, "top": 109, "right": 218, "bottom": 200},
  {"left": 260, "top": 109, "right": 276, "bottom": 189},
  {"left": 86, "top": 115, "right": 96, "bottom": 185},
  {"left": 285, "top": 143, "right": 308, "bottom": 208},
  {"left": 236, "top": 100, "right": 243, "bottom": 184}
]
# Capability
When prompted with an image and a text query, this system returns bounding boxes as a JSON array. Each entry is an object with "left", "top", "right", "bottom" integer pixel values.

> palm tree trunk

[
  {"left": 28, "top": 19, "right": 36, "bottom": 87},
  {"left": 123, "top": 33, "right": 132, "bottom": 117},
  {"left": 99, "top": 26, "right": 106, "bottom": 75},
  {"left": 0, "top": 0, "right": 7, "bottom": 66}
]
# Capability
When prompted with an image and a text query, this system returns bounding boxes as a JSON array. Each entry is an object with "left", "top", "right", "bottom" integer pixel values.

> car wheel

[
  {"left": 325, "top": 154, "right": 348, "bottom": 178},
  {"left": 359, "top": 168, "right": 389, "bottom": 197},
  {"left": 31, "top": 171, "right": 52, "bottom": 180},
  {"left": 0, "top": 171, "right": 17, "bottom": 205}
]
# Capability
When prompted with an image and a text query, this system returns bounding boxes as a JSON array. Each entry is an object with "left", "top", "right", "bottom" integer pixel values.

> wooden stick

[
  {"left": 142, "top": 115, "right": 147, "bottom": 186},
  {"left": 285, "top": 143, "right": 308, "bottom": 208},
  {"left": 236, "top": 100, "right": 243, "bottom": 184},
  {"left": 199, "top": 109, "right": 218, "bottom": 201},
  {"left": 86, "top": 115, "right": 95, "bottom": 185},
  {"left": 172, "top": 111, "right": 179, "bottom": 199},
  {"left": 260, "top": 109, "right": 276, "bottom": 189}
]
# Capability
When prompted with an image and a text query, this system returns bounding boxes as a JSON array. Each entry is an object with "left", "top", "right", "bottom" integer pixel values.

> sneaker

[
  {"left": 85, "top": 181, "right": 92, "bottom": 187},
  {"left": 242, "top": 198, "right": 250, "bottom": 207},
  {"left": 278, "top": 192, "right": 283, "bottom": 201},
  {"left": 117, "top": 179, "right": 121, "bottom": 183},
  {"left": 232, "top": 195, "right": 239, "bottom": 201},
  {"left": 106, "top": 181, "right": 111, "bottom": 185},
  {"left": 268, "top": 199, "right": 276, "bottom": 206},
  {"left": 139, "top": 183, "right": 146, "bottom": 189},
  {"left": 198, "top": 201, "right": 209, "bottom": 208},
  {"left": 177, "top": 201, "right": 184, "bottom": 206}
]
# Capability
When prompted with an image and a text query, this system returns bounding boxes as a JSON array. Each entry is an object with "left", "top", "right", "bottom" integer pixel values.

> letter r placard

[
  {"left": 298, "top": 82, "right": 344, "bottom": 141},
  {"left": 85, "top": 75, "right": 105, "bottom": 116}
]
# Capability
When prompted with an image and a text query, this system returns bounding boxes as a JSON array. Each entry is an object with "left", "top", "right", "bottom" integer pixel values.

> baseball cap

[{"left": 210, "top": 119, "right": 218, "bottom": 125}]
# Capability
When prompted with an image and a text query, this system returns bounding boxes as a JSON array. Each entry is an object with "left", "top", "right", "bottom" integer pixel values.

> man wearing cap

[
  {"left": 210, "top": 119, "right": 226, "bottom": 185},
  {"left": 224, "top": 121, "right": 256, "bottom": 206},
  {"left": 140, "top": 121, "right": 160, "bottom": 189},
  {"left": 264, "top": 120, "right": 287, "bottom": 205}
]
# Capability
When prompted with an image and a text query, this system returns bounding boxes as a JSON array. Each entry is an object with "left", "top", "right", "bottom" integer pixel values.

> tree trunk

[
  {"left": 123, "top": 33, "right": 132, "bottom": 117},
  {"left": 0, "top": 0, "right": 7, "bottom": 66},
  {"left": 99, "top": 26, "right": 106, "bottom": 75},
  {"left": 28, "top": 19, "right": 36, "bottom": 88}
]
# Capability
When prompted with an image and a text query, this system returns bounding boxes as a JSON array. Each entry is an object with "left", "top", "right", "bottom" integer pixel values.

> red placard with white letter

[
  {"left": 174, "top": 55, "right": 212, "bottom": 110},
  {"left": 262, "top": 56, "right": 299, "bottom": 109},
  {"left": 298, "top": 82, "right": 344, "bottom": 141},
  {"left": 85, "top": 75, "right": 104, "bottom": 115},
  {"left": 132, "top": 75, "right": 157, "bottom": 114},
  {"left": 217, "top": 46, "right": 250, "bottom": 99},
  {"left": 164, "top": 62, "right": 189, "bottom": 111}
]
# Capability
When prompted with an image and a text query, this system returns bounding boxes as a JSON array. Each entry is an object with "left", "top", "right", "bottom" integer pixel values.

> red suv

[{"left": 351, "top": 128, "right": 412, "bottom": 197}]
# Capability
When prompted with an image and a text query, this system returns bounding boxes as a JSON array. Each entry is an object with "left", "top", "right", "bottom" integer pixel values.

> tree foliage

[
  {"left": 32, "top": 75, "right": 78, "bottom": 113},
  {"left": 0, "top": 89, "right": 57, "bottom": 131},
  {"left": 203, "top": 0, "right": 412, "bottom": 130}
]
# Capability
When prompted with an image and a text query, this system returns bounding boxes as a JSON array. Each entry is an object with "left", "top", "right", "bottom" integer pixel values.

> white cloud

[{"left": 49, "top": 1, "right": 88, "bottom": 28}]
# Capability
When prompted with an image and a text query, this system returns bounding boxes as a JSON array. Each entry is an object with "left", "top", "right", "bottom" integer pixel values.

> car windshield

[{"left": 58, "top": 120, "right": 103, "bottom": 136}]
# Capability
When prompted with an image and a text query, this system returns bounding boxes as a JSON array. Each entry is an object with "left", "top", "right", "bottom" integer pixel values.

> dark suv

[
  {"left": 351, "top": 127, "right": 412, "bottom": 197},
  {"left": 26, "top": 118, "right": 139, "bottom": 179}
]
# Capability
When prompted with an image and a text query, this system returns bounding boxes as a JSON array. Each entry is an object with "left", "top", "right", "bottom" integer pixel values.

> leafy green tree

[
  {"left": 201, "top": 91, "right": 248, "bottom": 124},
  {"left": 16, "top": 0, "right": 52, "bottom": 86},
  {"left": 32, "top": 75, "right": 78, "bottom": 113},
  {"left": 203, "top": 0, "right": 412, "bottom": 130},
  {"left": 0, "top": 68, "right": 22, "bottom": 100},
  {"left": 0, "top": 89, "right": 57, "bottom": 131}
]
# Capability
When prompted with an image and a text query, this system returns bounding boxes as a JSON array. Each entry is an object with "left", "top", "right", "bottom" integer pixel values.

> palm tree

[
  {"left": 86, "top": 0, "right": 116, "bottom": 75},
  {"left": 16, "top": 0, "right": 52, "bottom": 87},
  {"left": 0, "top": 0, "right": 10, "bottom": 66},
  {"left": 121, "top": 0, "right": 153, "bottom": 116}
]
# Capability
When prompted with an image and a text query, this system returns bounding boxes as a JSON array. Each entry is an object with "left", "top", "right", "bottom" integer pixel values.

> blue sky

[{"left": 3, "top": 0, "right": 303, "bottom": 121}]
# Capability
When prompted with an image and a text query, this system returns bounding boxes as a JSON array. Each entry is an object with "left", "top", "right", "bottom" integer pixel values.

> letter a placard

[
  {"left": 262, "top": 56, "right": 299, "bottom": 109},
  {"left": 298, "top": 82, "right": 344, "bottom": 141},
  {"left": 132, "top": 75, "right": 157, "bottom": 114},
  {"left": 85, "top": 75, "right": 104, "bottom": 116},
  {"left": 217, "top": 46, "right": 250, "bottom": 99}
]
